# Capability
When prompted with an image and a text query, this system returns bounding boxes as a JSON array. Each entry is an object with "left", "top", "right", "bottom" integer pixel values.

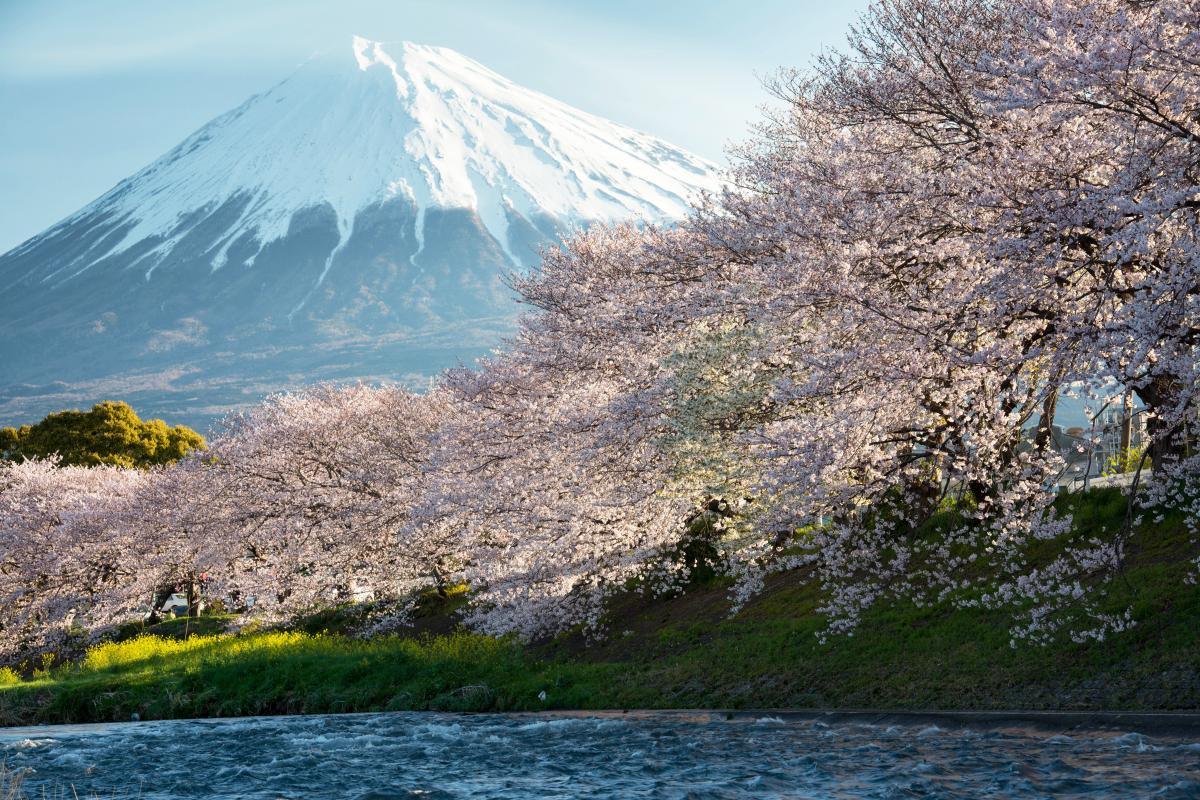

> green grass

[
  {"left": 0, "top": 488, "right": 1196, "bottom": 725},
  {"left": 0, "top": 630, "right": 595, "bottom": 725}
]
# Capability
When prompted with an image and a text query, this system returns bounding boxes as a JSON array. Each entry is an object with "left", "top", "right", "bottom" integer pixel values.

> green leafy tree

[
  {"left": 0, "top": 401, "right": 205, "bottom": 468},
  {"left": 1103, "top": 445, "right": 1147, "bottom": 477}
]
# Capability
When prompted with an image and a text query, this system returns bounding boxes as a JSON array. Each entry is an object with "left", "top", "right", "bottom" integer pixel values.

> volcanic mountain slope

[{"left": 0, "top": 37, "right": 720, "bottom": 429}]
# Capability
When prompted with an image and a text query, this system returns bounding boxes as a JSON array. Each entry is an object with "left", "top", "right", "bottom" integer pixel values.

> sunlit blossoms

[{"left": 0, "top": 460, "right": 155, "bottom": 656}]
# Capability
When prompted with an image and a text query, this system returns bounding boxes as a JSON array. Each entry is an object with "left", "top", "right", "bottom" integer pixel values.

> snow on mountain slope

[
  {"left": 0, "top": 37, "right": 722, "bottom": 430},
  {"left": 21, "top": 37, "right": 718, "bottom": 288}
]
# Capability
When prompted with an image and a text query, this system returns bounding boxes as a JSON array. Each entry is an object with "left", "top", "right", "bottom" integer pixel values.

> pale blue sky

[{"left": 0, "top": 0, "right": 870, "bottom": 252}]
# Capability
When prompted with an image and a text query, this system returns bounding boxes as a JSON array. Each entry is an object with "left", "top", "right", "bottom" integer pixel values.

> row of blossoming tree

[{"left": 1, "top": 0, "right": 1197, "bottom": 661}]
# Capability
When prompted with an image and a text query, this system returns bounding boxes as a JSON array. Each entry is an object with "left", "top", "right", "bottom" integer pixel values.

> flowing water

[{"left": 2, "top": 711, "right": 1198, "bottom": 798}]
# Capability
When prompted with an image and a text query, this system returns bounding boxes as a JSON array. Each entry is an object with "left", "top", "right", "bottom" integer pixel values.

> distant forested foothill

[{"left": 0, "top": 401, "right": 205, "bottom": 469}]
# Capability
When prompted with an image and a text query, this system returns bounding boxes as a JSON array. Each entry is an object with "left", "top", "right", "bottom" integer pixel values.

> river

[{"left": 2, "top": 711, "right": 1198, "bottom": 798}]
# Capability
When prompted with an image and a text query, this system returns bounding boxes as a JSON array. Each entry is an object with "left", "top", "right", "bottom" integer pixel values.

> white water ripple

[{"left": 0, "top": 712, "right": 1196, "bottom": 799}]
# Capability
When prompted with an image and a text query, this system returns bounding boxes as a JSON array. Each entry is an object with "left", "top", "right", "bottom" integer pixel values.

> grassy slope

[{"left": 0, "top": 489, "right": 1196, "bottom": 725}]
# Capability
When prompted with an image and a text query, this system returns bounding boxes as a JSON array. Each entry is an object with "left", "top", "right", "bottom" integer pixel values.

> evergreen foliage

[{"left": 0, "top": 402, "right": 204, "bottom": 468}]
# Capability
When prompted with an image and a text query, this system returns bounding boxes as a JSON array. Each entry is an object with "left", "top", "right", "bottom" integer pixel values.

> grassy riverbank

[{"left": 1, "top": 489, "right": 1197, "bottom": 726}]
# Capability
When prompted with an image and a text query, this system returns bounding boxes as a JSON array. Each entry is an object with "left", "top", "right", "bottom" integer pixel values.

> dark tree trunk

[
  {"left": 1135, "top": 375, "right": 1189, "bottom": 472},
  {"left": 186, "top": 573, "right": 201, "bottom": 619},
  {"left": 1034, "top": 388, "right": 1058, "bottom": 453}
]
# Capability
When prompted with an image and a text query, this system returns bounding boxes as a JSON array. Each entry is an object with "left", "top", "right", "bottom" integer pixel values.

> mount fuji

[{"left": 0, "top": 37, "right": 720, "bottom": 429}]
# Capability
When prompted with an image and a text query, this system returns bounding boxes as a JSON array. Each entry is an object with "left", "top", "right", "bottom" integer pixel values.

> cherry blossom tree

[
  {"left": 442, "top": 0, "right": 1199, "bottom": 643},
  {"left": 0, "top": 459, "right": 157, "bottom": 660},
  {"left": 0, "top": 384, "right": 455, "bottom": 658},
  {"left": 421, "top": 229, "right": 698, "bottom": 638},
  {"left": 180, "top": 384, "right": 456, "bottom": 625}
]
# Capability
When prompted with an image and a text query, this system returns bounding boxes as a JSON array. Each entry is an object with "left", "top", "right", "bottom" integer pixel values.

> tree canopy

[{"left": 0, "top": 401, "right": 205, "bottom": 468}]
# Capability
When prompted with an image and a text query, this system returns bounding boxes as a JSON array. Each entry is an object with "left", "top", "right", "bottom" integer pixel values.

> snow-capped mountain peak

[{"left": 35, "top": 37, "right": 719, "bottom": 285}]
